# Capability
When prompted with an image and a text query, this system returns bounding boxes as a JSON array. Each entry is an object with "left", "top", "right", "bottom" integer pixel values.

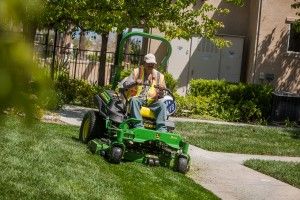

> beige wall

[
  {"left": 148, "top": 0, "right": 300, "bottom": 94},
  {"left": 148, "top": 0, "right": 250, "bottom": 67},
  {"left": 249, "top": 0, "right": 300, "bottom": 93},
  {"left": 212, "top": 0, "right": 250, "bottom": 36}
]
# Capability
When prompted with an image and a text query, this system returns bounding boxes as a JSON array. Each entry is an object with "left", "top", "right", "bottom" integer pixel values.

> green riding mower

[{"left": 79, "top": 32, "right": 190, "bottom": 173}]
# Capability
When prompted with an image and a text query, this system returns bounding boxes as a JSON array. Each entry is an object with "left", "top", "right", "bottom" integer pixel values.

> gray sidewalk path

[
  {"left": 43, "top": 105, "right": 300, "bottom": 200},
  {"left": 189, "top": 146, "right": 300, "bottom": 200}
]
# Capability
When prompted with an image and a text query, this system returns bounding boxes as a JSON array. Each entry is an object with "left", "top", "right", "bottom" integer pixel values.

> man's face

[{"left": 145, "top": 63, "right": 155, "bottom": 71}]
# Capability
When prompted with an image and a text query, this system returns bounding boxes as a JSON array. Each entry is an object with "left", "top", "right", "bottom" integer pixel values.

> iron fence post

[
  {"left": 74, "top": 48, "right": 78, "bottom": 79},
  {"left": 44, "top": 29, "right": 49, "bottom": 68},
  {"left": 50, "top": 29, "right": 58, "bottom": 80}
]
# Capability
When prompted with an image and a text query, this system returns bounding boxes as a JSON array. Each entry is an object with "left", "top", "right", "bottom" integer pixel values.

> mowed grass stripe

[
  {"left": 175, "top": 122, "right": 300, "bottom": 156},
  {"left": 0, "top": 117, "right": 218, "bottom": 200}
]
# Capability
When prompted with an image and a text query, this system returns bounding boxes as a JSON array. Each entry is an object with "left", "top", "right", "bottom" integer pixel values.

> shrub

[
  {"left": 175, "top": 79, "right": 274, "bottom": 122},
  {"left": 120, "top": 68, "right": 133, "bottom": 80},
  {"left": 54, "top": 74, "right": 102, "bottom": 109},
  {"left": 163, "top": 72, "right": 177, "bottom": 93}
]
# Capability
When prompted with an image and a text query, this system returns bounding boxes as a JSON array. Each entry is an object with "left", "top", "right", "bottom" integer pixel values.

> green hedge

[
  {"left": 53, "top": 74, "right": 273, "bottom": 123},
  {"left": 175, "top": 79, "right": 273, "bottom": 122},
  {"left": 53, "top": 74, "right": 105, "bottom": 109}
]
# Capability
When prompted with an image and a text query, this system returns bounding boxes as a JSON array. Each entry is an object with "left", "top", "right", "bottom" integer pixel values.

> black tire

[
  {"left": 177, "top": 157, "right": 189, "bottom": 174},
  {"left": 79, "top": 111, "right": 101, "bottom": 143},
  {"left": 110, "top": 146, "right": 123, "bottom": 164}
]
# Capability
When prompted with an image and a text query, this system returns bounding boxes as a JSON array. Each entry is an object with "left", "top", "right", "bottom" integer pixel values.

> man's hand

[
  {"left": 154, "top": 84, "right": 165, "bottom": 91},
  {"left": 136, "top": 79, "right": 143, "bottom": 85},
  {"left": 154, "top": 84, "right": 165, "bottom": 98}
]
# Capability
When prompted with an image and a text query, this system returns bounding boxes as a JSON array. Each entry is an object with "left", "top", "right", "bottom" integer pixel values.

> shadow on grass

[
  {"left": 289, "top": 129, "right": 300, "bottom": 139},
  {"left": 71, "top": 136, "right": 81, "bottom": 142}
]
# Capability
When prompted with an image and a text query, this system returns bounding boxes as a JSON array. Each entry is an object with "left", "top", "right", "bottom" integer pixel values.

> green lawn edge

[
  {"left": 175, "top": 122, "right": 300, "bottom": 156},
  {"left": 244, "top": 159, "right": 300, "bottom": 189}
]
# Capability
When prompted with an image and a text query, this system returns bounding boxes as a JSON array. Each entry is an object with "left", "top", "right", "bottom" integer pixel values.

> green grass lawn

[
  {"left": 0, "top": 117, "right": 218, "bottom": 200},
  {"left": 175, "top": 122, "right": 300, "bottom": 156},
  {"left": 244, "top": 159, "right": 300, "bottom": 188}
]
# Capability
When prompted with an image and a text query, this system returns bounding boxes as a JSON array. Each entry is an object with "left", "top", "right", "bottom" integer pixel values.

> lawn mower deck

[{"left": 88, "top": 126, "right": 190, "bottom": 171}]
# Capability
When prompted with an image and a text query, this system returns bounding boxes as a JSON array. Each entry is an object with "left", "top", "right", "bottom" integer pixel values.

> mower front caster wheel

[
  {"left": 110, "top": 147, "right": 123, "bottom": 164},
  {"left": 177, "top": 157, "right": 189, "bottom": 174}
]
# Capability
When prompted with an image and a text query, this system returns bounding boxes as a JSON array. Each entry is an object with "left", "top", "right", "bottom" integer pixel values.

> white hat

[{"left": 144, "top": 53, "right": 157, "bottom": 64}]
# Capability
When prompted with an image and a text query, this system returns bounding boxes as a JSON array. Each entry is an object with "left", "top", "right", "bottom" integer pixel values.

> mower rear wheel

[
  {"left": 177, "top": 157, "right": 189, "bottom": 174},
  {"left": 79, "top": 111, "right": 101, "bottom": 143},
  {"left": 110, "top": 147, "right": 123, "bottom": 164}
]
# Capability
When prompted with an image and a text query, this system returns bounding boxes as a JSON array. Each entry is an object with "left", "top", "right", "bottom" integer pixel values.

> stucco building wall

[
  {"left": 248, "top": 0, "right": 300, "bottom": 93},
  {"left": 147, "top": 0, "right": 300, "bottom": 93}
]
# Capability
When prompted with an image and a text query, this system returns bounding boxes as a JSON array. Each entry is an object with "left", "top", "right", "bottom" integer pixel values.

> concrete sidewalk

[
  {"left": 189, "top": 146, "right": 300, "bottom": 200},
  {"left": 43, "top": 105, "right": 300, "bottom": 200}
]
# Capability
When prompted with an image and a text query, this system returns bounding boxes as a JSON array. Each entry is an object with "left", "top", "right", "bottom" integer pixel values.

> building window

[{"left": 288, "top": 23, "right": 300, "bottom": 52}]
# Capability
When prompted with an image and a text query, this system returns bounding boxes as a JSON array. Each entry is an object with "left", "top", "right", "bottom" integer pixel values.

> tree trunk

[
  {"left": 78, "top": 30, "right": 86, "bottom": 59},
  {"left": 111, "top": 33, "right": 123, "bottom": 89},
  {"left": 79, "top": 30, "right": 86, "bottom": 50},
  {"left": 63, "top": 24, "right": 74, "bottom": 46},
  {"left": 98, "top": 32, "right": 108, "bottom": 86},
  {"left": 141, "top": 37, "right": 149, "bottom": 56},
  {"left": 141, "top": 28, "right": 149, "bottom": 56},
  {"left": 22, "top": 20, "right": 37, "bottom": 50}
]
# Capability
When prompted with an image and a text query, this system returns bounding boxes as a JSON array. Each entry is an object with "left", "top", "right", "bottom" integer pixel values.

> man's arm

[{"left": 160, "top": 75, "right": 166, "bottom": 89}]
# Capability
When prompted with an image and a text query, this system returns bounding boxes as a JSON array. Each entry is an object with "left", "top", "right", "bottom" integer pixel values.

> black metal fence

[{"left": 34, "top": 33, "right": 145, "bottom": 85}]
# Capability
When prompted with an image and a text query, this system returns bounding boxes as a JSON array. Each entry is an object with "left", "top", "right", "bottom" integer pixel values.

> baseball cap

[{"left": 144, "top": 53, "right": 157, "bottom": 64}]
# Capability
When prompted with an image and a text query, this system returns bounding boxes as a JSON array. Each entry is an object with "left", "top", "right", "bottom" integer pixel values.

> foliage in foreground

[
  {"left": 176, "top": 122, "right": 300, "bottom": 156},
  {"left": 0, "top": 0, "right": 54, "bottom": 121},
  {"left": 244, "top": 159, "right": 300, "bottom": 189},
  {"left": 0, "top": 117, "right": 218, "bottom": 200}
]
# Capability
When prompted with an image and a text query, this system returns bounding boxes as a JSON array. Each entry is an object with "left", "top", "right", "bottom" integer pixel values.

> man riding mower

[{"left": 79, "top": 32, "right": 190, "bottom": 173}]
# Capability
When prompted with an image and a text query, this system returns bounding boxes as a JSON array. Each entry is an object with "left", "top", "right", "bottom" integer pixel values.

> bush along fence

[
  {"left": 52, "top": 70, "right": 274, "bottom": 123},
  {"left": 175, "top": 79, "right": 274, "bottom": 123}
]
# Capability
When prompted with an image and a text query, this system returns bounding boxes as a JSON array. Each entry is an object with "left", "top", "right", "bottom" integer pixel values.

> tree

[
  {"left": 80, "top": 0, "right": 245, "bottom": 84},
  {"left": 36, "top": 0, "right": 246, "bottom": 85},
  {"left": 40, "top": 0, "right": 246, "bottom": 46}
]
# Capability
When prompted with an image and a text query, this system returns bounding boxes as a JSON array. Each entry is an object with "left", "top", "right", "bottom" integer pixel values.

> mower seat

[{"left": 139, "top": 106, "right": 175, "bottom": 131}]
